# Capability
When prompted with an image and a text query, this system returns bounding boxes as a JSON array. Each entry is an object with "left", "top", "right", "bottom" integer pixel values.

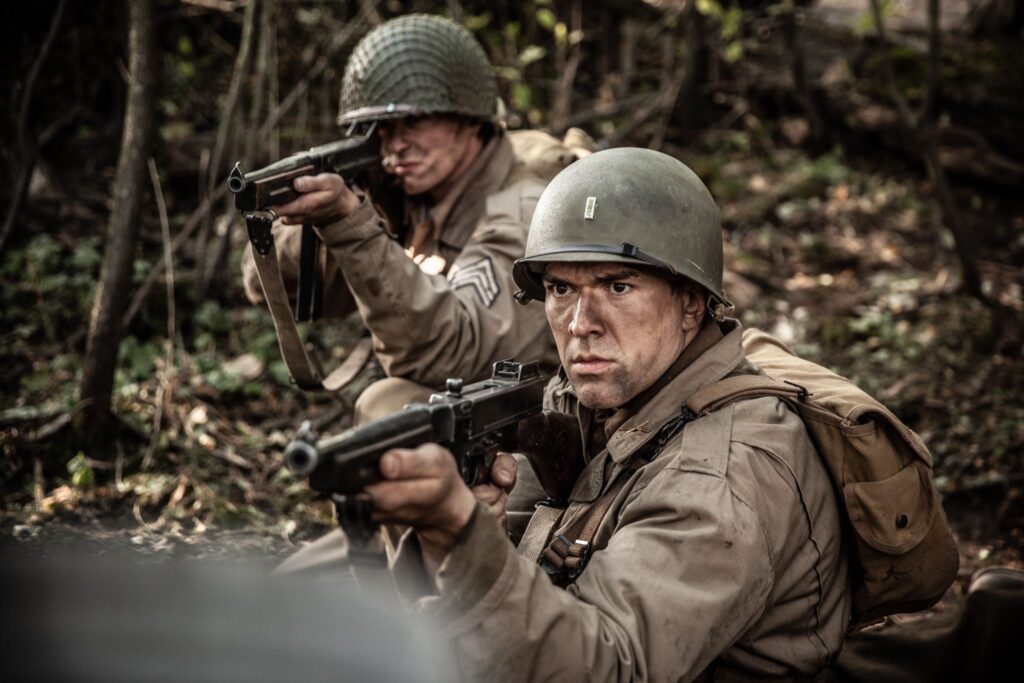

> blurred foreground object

[
  {"left": 826, "top": 565, "right": 1024, "bottom": 682},
  {"left": 0, "top": 550, "right": 452, "bottom": 683}
]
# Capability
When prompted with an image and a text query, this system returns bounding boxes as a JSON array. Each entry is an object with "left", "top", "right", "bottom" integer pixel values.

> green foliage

[
  {"left": 512, "top": 82, "right": 532, "bottom": 110},
  {"left": 268, "top": 359, "right": 292, "bottom": 387},
  {"left": 118, "top": 336, "right": 160, "bottom": 383},
  {"left": 70, "top": 238, "right": 102, "bottom": 270},
  {"left": 463, "top": 12, "right": 491, "bottom": 32},
  {"left": 518, "top": 45, "right": 547, "bottom": 67},
  {"left": 194, "top": 301, "right": 235, "bottom": 336},
  {"left": 26, "top": 234, "right": 61, "bottom": 271},
  {"left": 855, "top": 0, "right": 894, "bottom": 37},
  {"left": 67, "top": 453, "right": 95, "bottom": 489},
  {"left": 697, "top": 0, "right": 744, "bottom": 62},
  {"left": 535, "top": 8, "right": 556, "bottom": 32}
]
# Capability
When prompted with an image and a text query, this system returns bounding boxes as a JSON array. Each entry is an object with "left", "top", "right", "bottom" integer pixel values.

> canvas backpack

[{"left": 687, "top": 328, "right": 960, "bottom": 627}]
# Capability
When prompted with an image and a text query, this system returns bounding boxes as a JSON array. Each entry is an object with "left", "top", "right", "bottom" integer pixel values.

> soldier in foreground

[
  {"left": 358, "top": 148, "right": 852, "bottom": 680},
  {"left": 240, "top": 14, "right": 565, "bottom": 421}
]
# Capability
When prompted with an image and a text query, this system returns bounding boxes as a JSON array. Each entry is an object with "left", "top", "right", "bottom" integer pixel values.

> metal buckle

[
  {"left": 539, "top": 533, "right": 592, "bottom": 584},
  {"left": 244, "top": 212, "right": 275, "bottom": 256}
]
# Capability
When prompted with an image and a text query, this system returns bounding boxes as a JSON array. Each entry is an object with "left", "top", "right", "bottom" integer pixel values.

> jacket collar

[
  {"left": 603, "top": 318, "right": 746, "bottom": 464},
  {"left": 565, "top": 319, "right": 747, "bottom": 503}
]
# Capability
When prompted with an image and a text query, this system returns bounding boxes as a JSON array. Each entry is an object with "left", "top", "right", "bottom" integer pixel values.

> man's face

[
  {"left": 544, "top": 263, "right": 698, "bottom": 410},
  {"left": 378, "top": 116, "right": 481, "bottom": 197}
]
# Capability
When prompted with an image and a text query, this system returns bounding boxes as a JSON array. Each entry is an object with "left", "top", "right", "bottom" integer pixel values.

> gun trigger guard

[{"left": 244, "top": 212, "right": 275, "bottom": 256}]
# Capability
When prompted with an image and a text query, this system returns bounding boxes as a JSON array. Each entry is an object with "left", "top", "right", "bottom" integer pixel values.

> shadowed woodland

[{"left": 2, "top": 0, "right": 1022, "bottom": 614}]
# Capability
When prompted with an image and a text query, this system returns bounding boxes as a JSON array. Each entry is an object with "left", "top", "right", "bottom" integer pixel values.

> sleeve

[
  {"left": 314, "top": 180, "right": 553, "bottom": 387},
  {"left": 424, "top": 455, "right": 776, "bottom": 683},
  {"left": 240, "top": 221, "right": 357, "bottom": 320}
]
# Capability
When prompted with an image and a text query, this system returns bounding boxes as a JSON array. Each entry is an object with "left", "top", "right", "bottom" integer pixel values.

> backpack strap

[
  {"left": 517, "top": 502, "right": 565, "bottom": 563},
  {"left": 537, "top": 409, "right": 699, "bottom": 586},
  {"left": 686, "top": 374, "right": 809, "bottom": 415}
]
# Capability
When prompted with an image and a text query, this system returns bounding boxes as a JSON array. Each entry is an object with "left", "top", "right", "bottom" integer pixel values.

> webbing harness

[{"left": 538, "top": 408, "right": 698, "bottom": 586}]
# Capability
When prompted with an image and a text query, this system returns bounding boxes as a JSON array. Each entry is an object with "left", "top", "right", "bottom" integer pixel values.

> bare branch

[
  {"left": 255, "top": 2, "right": 379, "bottom": 140},
  {"left": 15, "top": 0, "right": 67, "bottom": 151}
]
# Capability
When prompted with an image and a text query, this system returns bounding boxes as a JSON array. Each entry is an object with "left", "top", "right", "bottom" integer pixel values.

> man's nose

[
  {"left": 384, "top": 131, "right": 408, "bottom": 154},
  {"left": 568, "top": 293, "right": 602, "bottom": 337}
]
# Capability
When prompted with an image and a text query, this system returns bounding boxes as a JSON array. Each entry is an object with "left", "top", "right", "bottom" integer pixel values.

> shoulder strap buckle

[{"left": 539, "top": 533, "right": 592, "bottom": 585}]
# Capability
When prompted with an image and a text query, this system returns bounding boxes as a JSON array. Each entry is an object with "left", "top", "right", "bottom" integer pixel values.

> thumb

[{"left": 491, "top": 452, "right": 518, "bottom": 490}]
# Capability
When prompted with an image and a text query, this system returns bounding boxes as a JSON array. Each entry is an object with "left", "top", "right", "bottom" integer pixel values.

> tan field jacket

[
  {"left": 397, "top": 320, "right": 852, "bottom": 681},
  {"left": 240, "top": 132, "right": 559, "bottom": 387}
]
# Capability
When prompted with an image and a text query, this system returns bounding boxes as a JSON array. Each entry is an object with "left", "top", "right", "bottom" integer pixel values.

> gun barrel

[
  {"left": 226, "top": 169, "right": 246, "bottom": 194},
  {"left": 284, "top": 438, "right": 319, "bottom": 476}
]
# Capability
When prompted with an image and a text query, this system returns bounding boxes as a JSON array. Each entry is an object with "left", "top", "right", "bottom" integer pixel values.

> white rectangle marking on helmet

[{"left": 584, "top": 196, "right": 597, "bottom": 220}]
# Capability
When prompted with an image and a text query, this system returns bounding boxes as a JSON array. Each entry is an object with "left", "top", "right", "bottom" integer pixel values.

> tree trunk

[
  {"left": 671, "top": 6, "right": 711, "bottom": 138},
  {"left": 75, "top": 0, "right": 157, "bottom": 450}
]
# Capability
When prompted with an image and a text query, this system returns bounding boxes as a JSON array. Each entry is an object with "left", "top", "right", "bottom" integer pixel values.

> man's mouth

[
  {"left": 393, "top": 161, "right": 420, "bottom": 175},
  {"left": 382, "top": 155, "right": 421, "bottom": 175},
  {"left": 570, "top": 354, "right": 613, "bottom": 375}
]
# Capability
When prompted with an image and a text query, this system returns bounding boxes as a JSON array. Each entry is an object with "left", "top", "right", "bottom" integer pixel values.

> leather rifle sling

[{"left": 250, "top": 246, "right": 374, "bottom": 392}]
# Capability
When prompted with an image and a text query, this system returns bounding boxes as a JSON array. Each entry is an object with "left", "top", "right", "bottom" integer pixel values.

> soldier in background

[{"left": 240, "top": 14, "right": 571, "bottom": 423}]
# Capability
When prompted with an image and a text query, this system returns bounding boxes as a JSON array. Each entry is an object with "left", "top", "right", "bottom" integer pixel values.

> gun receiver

[
  {"left": 227, "top": 130, "right": 382, "bottom": 212},
  {"left": 228, "top": 126, "right": 391, "bottom": 322},
  {"left": 285, "top": 360, "right": 545, "bottom": 496}
]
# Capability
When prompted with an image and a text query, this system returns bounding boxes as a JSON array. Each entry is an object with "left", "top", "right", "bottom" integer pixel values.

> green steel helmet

[
  {"left": 337, "top": 14, "right": 497, "bottom": 127},
  {"left": 513, "top": 147, "right": 733, "bottom": 317}
]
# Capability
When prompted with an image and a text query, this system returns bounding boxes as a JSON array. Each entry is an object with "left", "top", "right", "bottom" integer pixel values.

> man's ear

[
  {"left": 680, "top": 287, "right": 706, "bottom": 331},
  {"left": 458, "top": 118, "right": 482, "bottom": 138}
]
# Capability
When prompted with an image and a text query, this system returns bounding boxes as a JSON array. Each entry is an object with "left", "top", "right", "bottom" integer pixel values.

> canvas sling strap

[
  {"left": 526, "top": 408, "right": 700, "bottom": 586},
  {"left": 247, "top": 221, "right": 373, "bottom": 392},
  {"left": 516, "top": 503, "right": 564, "bottom": 564}
]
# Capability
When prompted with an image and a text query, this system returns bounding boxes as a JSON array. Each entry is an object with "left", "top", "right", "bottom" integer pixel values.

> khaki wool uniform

[
  {"left": 391, "top": 319, "right": 851, "bottom": 681},
  {"left": 241, "top": 132, "right": 560, "bottom": 420}
]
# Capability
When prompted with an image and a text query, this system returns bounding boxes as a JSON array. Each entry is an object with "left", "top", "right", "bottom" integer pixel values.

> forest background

[{"left": 2, "top": 0, "right": 1022, "bottom": 611}]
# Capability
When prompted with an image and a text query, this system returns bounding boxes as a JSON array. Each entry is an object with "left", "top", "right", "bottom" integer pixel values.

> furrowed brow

[
  {"left": 594, "top": 269, "right": 642, "bottom": 284},
  {"left": 541, "top": 273, "right": 569, "bottom": 286}
]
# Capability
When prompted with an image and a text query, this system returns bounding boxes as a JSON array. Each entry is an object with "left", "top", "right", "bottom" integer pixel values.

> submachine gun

[
  {"left": 227, "top": 124, "right": 400, "bottom": 322},
  {"left": 285, "top": 360, "right": 546, "bottom": 545}
]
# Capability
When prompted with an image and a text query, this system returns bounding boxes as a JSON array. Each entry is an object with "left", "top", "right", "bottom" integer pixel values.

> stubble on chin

[{"left": 570, "top": 366, "right": 636, "bottom": 411}]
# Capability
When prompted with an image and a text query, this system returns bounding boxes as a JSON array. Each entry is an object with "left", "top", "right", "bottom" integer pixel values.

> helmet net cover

[{"left": 337, "top": 14, "right": 497, "bottom": 126}]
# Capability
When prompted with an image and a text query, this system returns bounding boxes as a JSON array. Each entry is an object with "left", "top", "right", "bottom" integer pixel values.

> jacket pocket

[{"left": 844, "top": 460, "right": 933, "bottom": 555}]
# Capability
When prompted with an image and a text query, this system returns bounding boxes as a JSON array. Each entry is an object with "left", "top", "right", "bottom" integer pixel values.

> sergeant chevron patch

[{"left": 449, "top": 257, "right": 500, "bottom": 308}]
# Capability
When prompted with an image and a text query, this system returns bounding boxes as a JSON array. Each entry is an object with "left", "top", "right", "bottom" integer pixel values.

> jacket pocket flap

[{"left": 845, "top": 462, "right": 934, "bottom": 555}]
